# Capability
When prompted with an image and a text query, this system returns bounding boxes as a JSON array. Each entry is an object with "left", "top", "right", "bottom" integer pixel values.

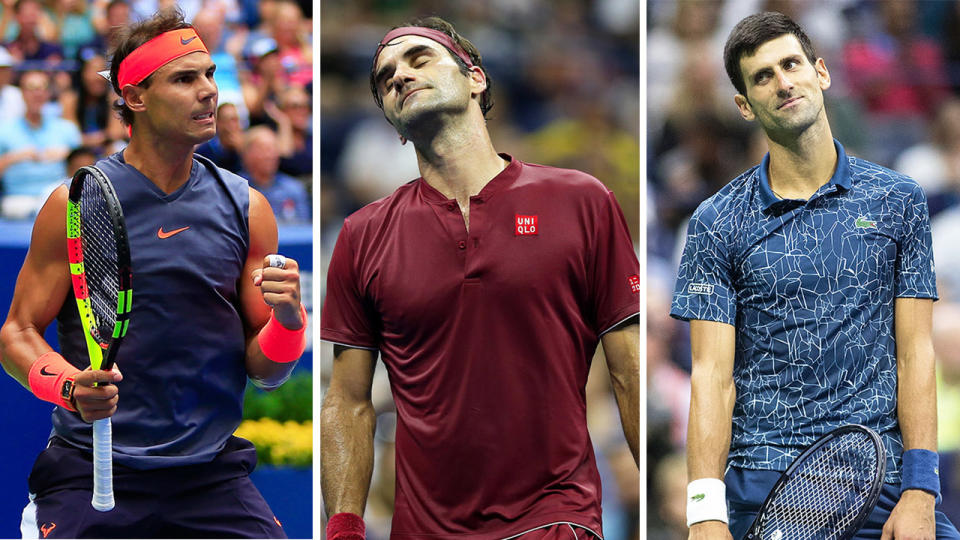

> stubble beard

[
  {"left": 765, "top": 97, "right": 824, "bottom": 144},
  {"left": 391, "top": 89, "right": 469, "bottom": 142}
]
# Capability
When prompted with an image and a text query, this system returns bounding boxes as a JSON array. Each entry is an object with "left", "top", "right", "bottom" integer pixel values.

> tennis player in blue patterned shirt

[{"left": 672, "top": 11, "right": 960, "bottom": 540}]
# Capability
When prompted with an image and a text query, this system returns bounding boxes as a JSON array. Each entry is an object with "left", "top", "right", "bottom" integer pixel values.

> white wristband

[{"left": 686, "top": 477, "right": 728, "bottom": 527}]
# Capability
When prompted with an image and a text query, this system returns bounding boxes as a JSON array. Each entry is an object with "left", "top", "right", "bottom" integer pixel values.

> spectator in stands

[
  {"left": 51, "top": 0, "right": 95, "bottom": 60},
  {"left": 0, "top": 45, "right": 24, "bottom": 125},
  {"left": 241, "top": 36, "right": 284, "bottom": 126},
  {"left": 0, "top": 70, "right": 80, "bottom": 218},
  {"left": 276, "top": 84, "right": 310, "bottom": 179},
  {"left": 196, "top": 102, "right": 243, "bottom": 173},
  {"left": 3, "top": 0, "right": 62, "bottom": 67},
  {"left": 240, "top": 125, "right": 309, "bottom": 224},
  {"left": 843, "top": 0, "right": 950, "bottom": 164},
  {"left": 84, "top": 0, "right": 130, "bottom": 53},
  {"left": 269, "top": 0, "right": 310, "bottom": 87},
  {"left": 894, "top": 98, "right": 960, "bottom": 217},
  {"left": 59, "top": 51, "right": 124, "bottom": 150},
  {"left": 64, "top": 145, "right": 97, "bottom": 176}
]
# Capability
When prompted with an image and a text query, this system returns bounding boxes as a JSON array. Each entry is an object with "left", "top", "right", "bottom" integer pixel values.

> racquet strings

[
  {"left": 79, "top": 176, "right": 120, "bottom": 344},
  {"left": 755, "top": 430, "right": 881, "bottom": 540}
]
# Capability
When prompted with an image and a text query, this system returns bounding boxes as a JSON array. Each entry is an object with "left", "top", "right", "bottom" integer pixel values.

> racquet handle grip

[{"left": 91, "top": 418, "right": 115, "bottom": 511}]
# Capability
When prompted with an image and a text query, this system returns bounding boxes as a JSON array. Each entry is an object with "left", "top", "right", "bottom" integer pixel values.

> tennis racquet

[
  {"left": 743, "top": 424, "right": 886, "bottom": 540},
  {"left": 66, "top": 165, "right": 132, "bottom": 512}
]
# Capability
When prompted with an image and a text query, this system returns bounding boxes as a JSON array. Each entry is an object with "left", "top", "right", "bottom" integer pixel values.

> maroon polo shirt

[{"left": 321, "top": 155, "right": 639, "bottom": 538}]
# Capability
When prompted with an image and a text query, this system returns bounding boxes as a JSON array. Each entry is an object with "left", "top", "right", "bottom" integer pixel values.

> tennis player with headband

[
  {"left": 0, "top": 8, "right": 305, "bottom": 538},
  {"left": 321, "top": 16, "right": 639, "bottom": 540}
]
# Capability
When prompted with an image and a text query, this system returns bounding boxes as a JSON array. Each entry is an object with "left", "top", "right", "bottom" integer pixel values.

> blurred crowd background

[
  {"left": 648, "top": 0, "right": 960, "bottom": 538},
  {"left": 0, "top": 0, "right": 312, "bottom": 224},
  {"left": 319, "top": 1, "right": 639, "bottom": 539}
]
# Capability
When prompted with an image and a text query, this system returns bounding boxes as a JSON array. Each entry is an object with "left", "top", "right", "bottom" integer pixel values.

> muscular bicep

[
  {"left": 239, "top": 187, "right": 277, "bottom": 336},
  {"left": 0, "top": 186, "right": 71, "bottom": 385},
  {"left": 327, "top": 345, "right": 377, "bottom": 405}
]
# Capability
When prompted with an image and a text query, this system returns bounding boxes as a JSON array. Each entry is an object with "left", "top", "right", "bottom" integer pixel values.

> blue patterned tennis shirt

[{"left": 671, "top": 140, "right": 937, "bottom": 483}]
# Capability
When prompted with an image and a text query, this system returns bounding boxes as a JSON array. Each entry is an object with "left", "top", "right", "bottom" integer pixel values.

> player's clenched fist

[
  {"left": 71, "top": 367, "right": 123, "bottom": 423},
  {"left": 251, "top": 254, "right": 303, "bottom": 330}
]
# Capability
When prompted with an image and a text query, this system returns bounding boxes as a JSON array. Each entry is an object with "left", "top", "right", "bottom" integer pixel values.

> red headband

[
  {"left": 373, "top": 27, "right": 474, "bottom": 69},
  {"left": 117, "top": 28, "right": 208, "bottom": 88}
]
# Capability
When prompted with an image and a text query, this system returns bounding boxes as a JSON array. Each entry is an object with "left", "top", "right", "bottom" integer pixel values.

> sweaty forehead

[
  {"left": 740, "top": 34, "right": 805, "bottom": 72},
  {"left": 375, "top": 35, "right": 448, "bottom": 71}
]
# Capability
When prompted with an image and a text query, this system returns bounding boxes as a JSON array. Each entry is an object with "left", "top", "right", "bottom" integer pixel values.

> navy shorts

[
  {"left": 20, "top": 436, "right": 286, "bottom": 539},
  {"left": 726, "top": 467, "right": 960, "bottom": 539}
]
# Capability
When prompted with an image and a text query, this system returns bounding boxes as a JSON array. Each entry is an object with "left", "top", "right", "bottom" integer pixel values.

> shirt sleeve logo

[
  {"left": 628, "top": 274, "right": 640, "bottom": 293},
  {"left": 515, "top": 214, "right": 538, "bottom": 235},
  {"left": 688, "top": 283, "right": 714, "bottom": 295}
]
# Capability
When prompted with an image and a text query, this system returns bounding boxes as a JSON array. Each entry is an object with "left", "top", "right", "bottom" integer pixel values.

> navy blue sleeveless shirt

[{"left": 52, "top": 151, "right": 251, "bottom": 470}]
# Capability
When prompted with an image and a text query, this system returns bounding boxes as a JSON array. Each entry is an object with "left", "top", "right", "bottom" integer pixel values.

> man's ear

[
  {"left": 468, "top": 66, "right": 486, "bottom": 97},
  {"left": 815, "top": 57, "right": 831, "bottom": 91},
  {"left": 734, "top": 93, "right": 755, "bottom": 122},
  {"left": 121, "top": 85, "right": 146, "bottom": 113}
]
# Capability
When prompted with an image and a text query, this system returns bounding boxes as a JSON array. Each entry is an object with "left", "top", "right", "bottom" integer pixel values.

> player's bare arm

[
  {"left": 0, "top": 186, "right": 121, "bottom": 422},
  {"left": 321, "top": 345, "right": 377, "bottom": 517},
  {"left": 241, "top": 187, "right": 304, "bottom": 387},
  {"left": 882, "top": 297, "right": 937, "bottom": 540},
  {"left": 600, "top": 321, "right": 639, "bottom": 466},
  {"left": 687, "top": 319, "right": 737, "bottom": 540}
]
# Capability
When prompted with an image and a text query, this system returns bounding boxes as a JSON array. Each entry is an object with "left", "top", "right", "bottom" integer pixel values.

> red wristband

[
  {"left": 326, "top": 512, "right": 365, "bottom": 540},
  {"left": 257, "top": 304, "right": 307, "bottom": 363},
  {"left": 28, "top": 352, "right": 80, "bottom": 411}
]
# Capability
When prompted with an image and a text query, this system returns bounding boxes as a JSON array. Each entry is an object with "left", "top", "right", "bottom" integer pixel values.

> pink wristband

[
  {"left": 326, "top": 512, "right": 365, "bottom": 540},
  {"left": 28, "top": 352, "right": 80, "bottom": 411},
  {"left": 257, "top": 304, "right": 307, "bottom": 363}
]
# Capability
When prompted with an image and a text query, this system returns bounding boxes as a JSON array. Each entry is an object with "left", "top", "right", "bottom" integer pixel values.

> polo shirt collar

[
  {"left": 418, "top": 153, "right": 520, "bottom": 204},
  {"left": 758, "top": 139, "right": 851, "bottom": 211}
]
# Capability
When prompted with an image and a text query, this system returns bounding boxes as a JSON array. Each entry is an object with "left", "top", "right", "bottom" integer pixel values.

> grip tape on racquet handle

[{"left": 92, "top": 418, "right": 115, "bottom": 511}]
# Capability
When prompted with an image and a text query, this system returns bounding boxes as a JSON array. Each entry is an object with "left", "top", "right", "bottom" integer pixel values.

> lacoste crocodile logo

[
  {"left": 690, "top": 493, "right": 705, "bottom": 502},
  {"left": 855, "top": 217, "right": 877, "bottom": 229}
]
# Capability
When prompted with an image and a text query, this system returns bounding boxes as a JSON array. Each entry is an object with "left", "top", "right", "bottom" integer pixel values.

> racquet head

[
  {"left": 66, "top": 165, "right": 132, "bottom": 371},
  {"left": 744, "top": 424, "right": 886, "bottom": 540}
]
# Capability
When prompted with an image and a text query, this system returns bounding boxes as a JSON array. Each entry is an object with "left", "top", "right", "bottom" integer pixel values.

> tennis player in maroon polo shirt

[{"left": 320, "top": 17, "right": 639, "bottom": 540}]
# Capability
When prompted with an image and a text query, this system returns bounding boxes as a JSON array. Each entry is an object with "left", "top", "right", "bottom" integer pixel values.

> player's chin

[{"left": 188, "top": 125, "right": 217, "bottom": 145}]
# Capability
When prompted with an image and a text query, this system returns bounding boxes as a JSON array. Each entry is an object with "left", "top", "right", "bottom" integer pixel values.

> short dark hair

[
  {"left": 108, "top": 7, "right": 192, "bottom": 127},
  {"left": 370, "top": 16, "right": 494, "bottom": 118},
  {"left": 67, "top": 146, "right": 97, "bottom": 163},
  {"left": 723, "top": 11, "right": 818, "bottom": 95}
]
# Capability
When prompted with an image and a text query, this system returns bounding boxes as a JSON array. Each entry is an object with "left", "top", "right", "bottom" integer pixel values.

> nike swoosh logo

[
  {"left": 181, "top": 36, "right": 197, "bottom": 45},
  {"left": 158, "top": 226, "right": 190, "bottom": 239},
  {"left": 39, "top": 366, "right": 58, "bottom": 376}
]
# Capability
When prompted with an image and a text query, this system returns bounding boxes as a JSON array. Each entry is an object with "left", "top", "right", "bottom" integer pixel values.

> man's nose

[{"left": 775, "top": 69, "right": 794, "bottom": 94}]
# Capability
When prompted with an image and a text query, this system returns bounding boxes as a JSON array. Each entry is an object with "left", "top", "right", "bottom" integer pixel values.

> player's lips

[
  {"left": 778, "top": 96, "right": 803, "bottom": 110},
  {"left": 400, "top": 87, "right": 428, "bottom": 108},
  {"left": 192, "top": 111, "right": 215, "bottom": 124}
]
